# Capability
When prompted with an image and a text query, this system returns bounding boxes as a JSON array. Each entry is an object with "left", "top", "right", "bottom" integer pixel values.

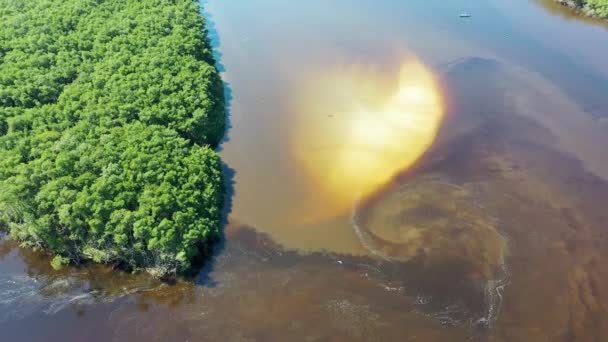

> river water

[{"left": 1, "top": 0, "right": 608, "bottom": 340}]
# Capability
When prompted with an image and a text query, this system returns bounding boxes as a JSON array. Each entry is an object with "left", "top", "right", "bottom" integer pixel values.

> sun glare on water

[{"left": 292, "top": 58, "right": 444, "bottom": 223}]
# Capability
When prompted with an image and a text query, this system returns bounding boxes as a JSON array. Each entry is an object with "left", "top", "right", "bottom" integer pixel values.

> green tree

[{"left": 0, "top": 0, "right": 226, "bottom": 277}]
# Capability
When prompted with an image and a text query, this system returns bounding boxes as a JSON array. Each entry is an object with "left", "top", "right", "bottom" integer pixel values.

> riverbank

[{"left": 554, "top": 0, "right": 608, "bottom": 19}]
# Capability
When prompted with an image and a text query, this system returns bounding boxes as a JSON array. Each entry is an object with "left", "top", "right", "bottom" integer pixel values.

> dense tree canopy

[
  {"left": 0, "top": 0, "right": 225, "bottom": 276},
  {"left": 585, "top": 0, "right": 608, "bottom": 17}
]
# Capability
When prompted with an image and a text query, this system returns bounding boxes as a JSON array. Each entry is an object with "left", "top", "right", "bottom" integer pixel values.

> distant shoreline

[{"left": 554, "top": 0, "right": 608, "bottom": 19}]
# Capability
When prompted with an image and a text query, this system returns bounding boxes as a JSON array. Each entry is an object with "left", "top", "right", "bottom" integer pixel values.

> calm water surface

[{"left": 1, "top": 0, "right": 608, "bottom": 340}]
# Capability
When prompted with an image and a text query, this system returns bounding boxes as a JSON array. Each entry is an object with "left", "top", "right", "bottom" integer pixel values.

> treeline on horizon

[
  {"left": 561, "top": 0, "right": 608, "bottom": 17},
  {"left": 0, "top": 0, "right": 225, "bottom": 277}
]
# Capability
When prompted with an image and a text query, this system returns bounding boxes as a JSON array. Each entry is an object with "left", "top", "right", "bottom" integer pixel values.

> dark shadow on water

[
  {"left": 190, "top": 2, "right": 236, "bottom": 286},
  {"left": 215, "top": 83, "right": 233, "bottom": 151},
  {"left": 200, "top": 3, "right": 225, "bottom": 72},
  {"left": 182, "top": 1, "right": 235, "bottom": 287},
  {"left": 194, "top": 162, "right": 235, "bottom": 287},
  {"left": 200, "top": 2, "right": 234, "bottom": 150}
]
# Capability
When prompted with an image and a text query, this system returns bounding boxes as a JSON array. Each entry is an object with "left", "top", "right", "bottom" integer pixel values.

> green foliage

[
  {"left": 585, "top": 0, "right": 608, "bottom": 17},
  {"left": 50, "top": 255, "right": 70, "bottom": 270},
  {"left": 0, "top": 0, "right": 225, "bottom": 276},
  {"left": 562, "top": 0, "right": 608, "bottom": 18}
]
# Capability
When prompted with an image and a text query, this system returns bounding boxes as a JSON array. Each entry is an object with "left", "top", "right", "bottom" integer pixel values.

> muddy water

[{"left": 1, "top": 0, "right": 608, "bottom": 340}]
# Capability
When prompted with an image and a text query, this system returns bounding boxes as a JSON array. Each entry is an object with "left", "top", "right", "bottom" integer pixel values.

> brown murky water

[{"left": 1, "top": 0, "right": 608, "bottom": 340}]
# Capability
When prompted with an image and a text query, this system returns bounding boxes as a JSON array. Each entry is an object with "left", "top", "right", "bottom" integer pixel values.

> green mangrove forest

[
  {"left": 0, "top": 0, "right": 226, "bottom": 277},
  {"left": 556, "top": 0, "right": 608, "bottom": 17}
]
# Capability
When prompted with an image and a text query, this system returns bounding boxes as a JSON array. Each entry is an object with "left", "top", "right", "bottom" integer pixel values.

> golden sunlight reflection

[{"left": 291, "top": 58, "right": 445, "bottom": 223}]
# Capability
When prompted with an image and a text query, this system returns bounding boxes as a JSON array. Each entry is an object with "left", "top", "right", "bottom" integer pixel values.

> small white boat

[{"left": 460, "top": 12, "right": 471, "bottom": 18}]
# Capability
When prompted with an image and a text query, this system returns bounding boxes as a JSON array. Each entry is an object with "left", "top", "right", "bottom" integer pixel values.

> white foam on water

[
  {"left": 351, "top": 196, "right": 394, "bottom": 262},
  {"left": 480, "top": 260, "right": 510, "bottom": 327},
  {"left": 349, "top": 179, "right": 511, "bottom": 328},
  {"left": 0, "top": 270, "right": 153, "bottom": 322}
]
